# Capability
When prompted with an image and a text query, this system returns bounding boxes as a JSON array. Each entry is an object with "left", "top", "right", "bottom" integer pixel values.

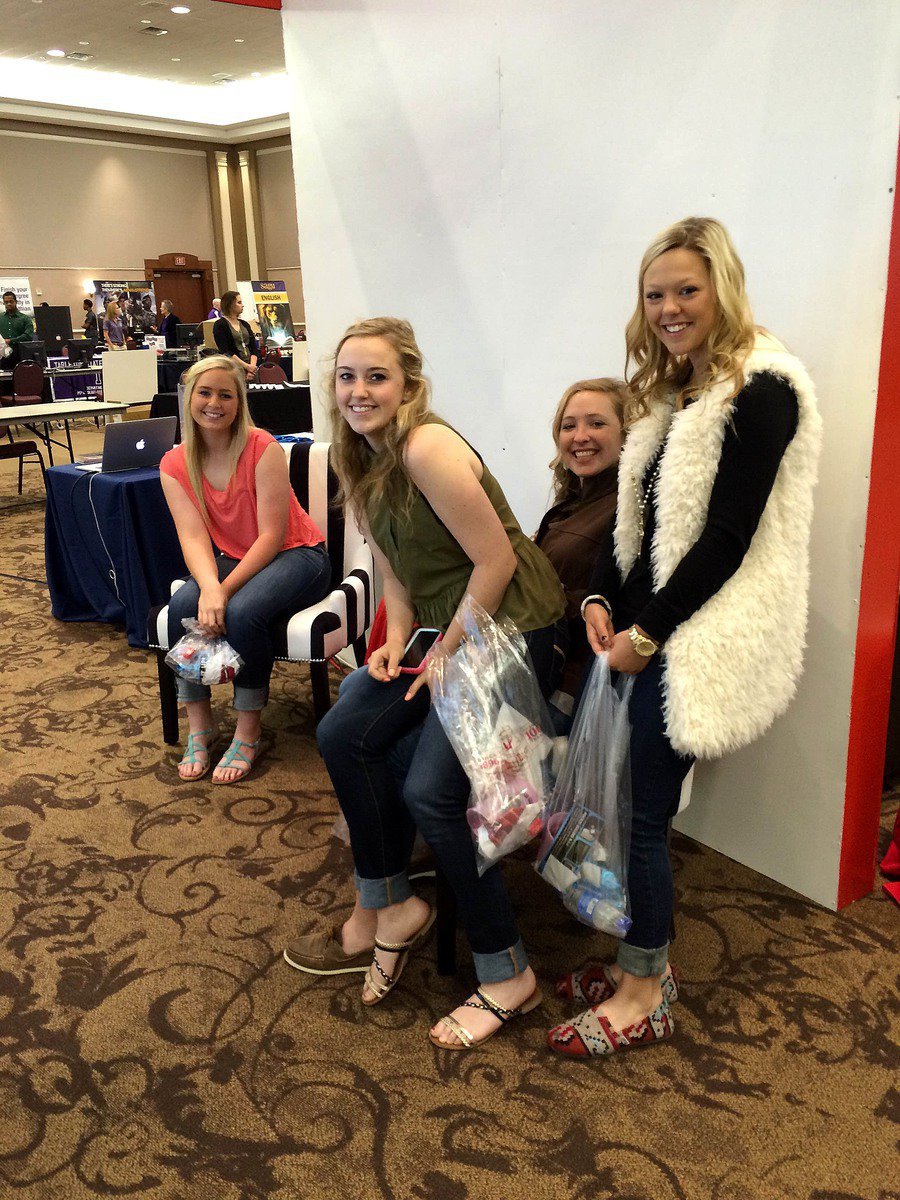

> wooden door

[
  {"left": 145, "top": 253, "right": 214, "bottom": 324},
  {"left": 151, "top": 271, "right": 205, "bottom": 323}
]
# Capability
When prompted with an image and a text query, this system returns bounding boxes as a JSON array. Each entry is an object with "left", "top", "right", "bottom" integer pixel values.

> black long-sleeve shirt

[{"left": 589, "top": 373, "right": 799, "bottom": 645}]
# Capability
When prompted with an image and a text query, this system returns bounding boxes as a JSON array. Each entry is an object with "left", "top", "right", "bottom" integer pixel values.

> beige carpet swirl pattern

[{"left": 1, "top": 442, "right": 897, "bottom": 1200}]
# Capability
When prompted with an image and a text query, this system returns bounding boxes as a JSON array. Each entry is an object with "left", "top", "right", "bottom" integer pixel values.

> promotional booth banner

[
  {"left": 0, "top": 277, "right": 34, "bottom": 315},
  {"left": 93, "top": 280, "right": 157, "bottom": 328},
  {"left": 251, "top": 279, "right": 294, "bottom": 344}
]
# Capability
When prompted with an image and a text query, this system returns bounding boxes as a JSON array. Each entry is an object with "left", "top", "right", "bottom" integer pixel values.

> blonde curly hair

[
  {"left": 325, "top": 317, "right": 432, "bottom": 519},
  {"left": 624, "top": 216, "right": 757, "bottom": 424}
]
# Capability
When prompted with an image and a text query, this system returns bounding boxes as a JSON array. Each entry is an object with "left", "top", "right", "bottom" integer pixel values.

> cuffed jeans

[
  {"left": 317, "top": 623, "right": 560, "bottom": 985},
  {"left": 168, "top": 544, "right": 331, "bottom": 711},
  {"left": 616, "top": 655, "right": 695, "bottom": 978}
]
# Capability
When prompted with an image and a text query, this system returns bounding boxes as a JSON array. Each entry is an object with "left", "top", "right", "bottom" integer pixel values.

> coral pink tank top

[{"left": 160, "top": 428, "right": 323, "bottom": 559}]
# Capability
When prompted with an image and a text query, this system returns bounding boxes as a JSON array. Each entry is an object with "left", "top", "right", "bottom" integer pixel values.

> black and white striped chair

[{"left": 147, "top": 441, "right": 375, "bottom": 744}]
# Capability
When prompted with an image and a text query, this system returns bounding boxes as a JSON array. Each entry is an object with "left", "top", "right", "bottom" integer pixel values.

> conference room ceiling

[{"left": 0, "top": 0, "right": 285, "bottom": 87}]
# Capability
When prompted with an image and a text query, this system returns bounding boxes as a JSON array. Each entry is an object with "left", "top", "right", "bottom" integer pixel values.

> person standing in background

[
  {"left": 158, "top": 300, "right": 181, "bottom": 349},
  {"left": 0, "top": 291, "right": 35, "bottom": 369},
  {"left": 82, "top": 299, "right": 99, "bottom": 342},
  {"left": 213, "top": 291, "right": 259, "bottom": 381},
  {"left": 103, "top": 301, "right": 126, "bottom": 351},
  {"left": 208, "top": 298, "right": 222, "bottom": 320}
]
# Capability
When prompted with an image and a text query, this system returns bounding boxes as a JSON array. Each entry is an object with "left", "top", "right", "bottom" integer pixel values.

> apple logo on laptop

[{"left": 135, "top": 439, "right": 146, "bottom": 451}]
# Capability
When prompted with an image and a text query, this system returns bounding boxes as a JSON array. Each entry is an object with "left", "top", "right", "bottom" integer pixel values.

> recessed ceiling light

[
  {"left": 171, "top": 5, "right": 191, "bottom": 13},
  {"left": 251, "top": 71, "right": 261, "bottom": 78},
  {"left": 78, "top": 41, "right": 90, "bottom": 46},
  {"left": 234, "top": 39, "right": 244, "bottom": 43},
  {"left": 171, "top": 57, "right": 181, "bottom": 62},
  {"left": 141, "top": 19, "right": 152, "bottom": 23},
  {"left": 46, "top": 48, "right": 66, "bottom": 57}
]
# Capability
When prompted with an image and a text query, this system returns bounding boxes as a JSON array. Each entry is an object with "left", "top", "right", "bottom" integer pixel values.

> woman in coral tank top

[{"left": 160, "top": 355, "right": 331, "bottom": 784}]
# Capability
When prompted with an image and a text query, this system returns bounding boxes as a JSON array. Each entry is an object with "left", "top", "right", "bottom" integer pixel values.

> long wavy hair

[
  {"left": 325, "top": 317, "right": 432, "bottom": 519},
  {"left": 548, "top": 377, "right": 629, "bottom": 504},
  {"left": 624, "top": 216, "right": 757, "bottom": 423},
  {"left": 180, "top": 354, "right": 252, "bottom": 523}
]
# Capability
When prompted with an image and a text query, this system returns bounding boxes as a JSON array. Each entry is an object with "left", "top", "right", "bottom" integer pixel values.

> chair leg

[
  {"left": 310, "top": 660, "right": 332, "bottom": 722},
  {"left": 156, "top": 651, "right": 180, "bottom": 745},
  {"left": 435, "top": 865, "right": 458, "bottom": 975},
  {"left": 352, "top": 636, "right": 368, "bottom": 668},
  {"left": 17, "top": 456, "right": 23, "bottom": 495}
]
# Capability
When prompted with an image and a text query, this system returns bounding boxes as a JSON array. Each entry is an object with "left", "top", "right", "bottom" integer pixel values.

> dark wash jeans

[
  {"left": 316, "top": 623, "right": 560, "bottom": 985},
  {"left": 168, "top": 544, "right": 331, "bottom": 711},
  {"left": 616, "top": 654, "right": 695, "bottom": 977}
]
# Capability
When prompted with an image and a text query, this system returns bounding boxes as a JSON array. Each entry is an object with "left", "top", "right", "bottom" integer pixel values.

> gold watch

[{"left": 628, "top": 625, "right": 659, "bottom": 657}]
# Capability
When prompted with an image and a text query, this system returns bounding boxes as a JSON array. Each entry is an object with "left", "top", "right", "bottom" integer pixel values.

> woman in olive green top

[{"left": 307, "top": 317, "right": 563, "bottom": 1050}]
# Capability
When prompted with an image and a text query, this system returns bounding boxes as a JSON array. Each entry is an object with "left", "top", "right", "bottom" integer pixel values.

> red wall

[{"left": 839, "top": 132, "right": 900, "bottom": 907}]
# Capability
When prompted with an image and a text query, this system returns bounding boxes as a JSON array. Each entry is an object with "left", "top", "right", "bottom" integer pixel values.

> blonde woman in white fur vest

[{"left": 548, "top": 216, "right": 822, "bottom": 1059}]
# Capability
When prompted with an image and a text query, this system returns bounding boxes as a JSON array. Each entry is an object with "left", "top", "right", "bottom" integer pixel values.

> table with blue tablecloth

[{"left": 45, "top": 464, "right": 186, "bottom": 648}]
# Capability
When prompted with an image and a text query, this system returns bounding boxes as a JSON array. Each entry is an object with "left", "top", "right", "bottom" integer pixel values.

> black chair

[{"left": 0, "top": 433, "right": 46, "bottom": 494}]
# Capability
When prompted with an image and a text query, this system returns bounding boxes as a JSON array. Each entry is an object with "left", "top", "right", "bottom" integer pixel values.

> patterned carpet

[{"left": 1, "top": 432, "right": 898, "bottom": 1200}]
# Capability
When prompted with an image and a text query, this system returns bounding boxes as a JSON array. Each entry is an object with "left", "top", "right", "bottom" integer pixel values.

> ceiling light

[
  {"left": 171, "top": 5, "right": 191, "bottom": 12},
  {"left": 171, "top": 57, "right": 181, "bottom": 62},
  {"left": 46, "top": 48, "right": 66, "bottom": 57},
  {"left": 141, "top": 18, "right": 152, "bottom": 23},
  {"left": 78, "top": 41, "right": 90, "bottom": 46},
  {"left": 251, "top": 72, "right": 261, "bottom": 78},
  {"left": 234, "top": 39, "right": 244, "bottom": 43}
]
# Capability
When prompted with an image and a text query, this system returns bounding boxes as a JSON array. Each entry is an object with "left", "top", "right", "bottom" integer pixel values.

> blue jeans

[
  {"left": 168, "top": 544, "right": 331, "bottom": 711},
  {"left": 616, "top": 655, "right": 695, "bottom": 977},
  {"left": 317, "top": 623, "right": 560, "bottom": 985}
]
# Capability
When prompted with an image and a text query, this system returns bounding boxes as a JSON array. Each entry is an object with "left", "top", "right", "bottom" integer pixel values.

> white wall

[{"left": 282, "top": 0, "right": 900, "bottom": 906}]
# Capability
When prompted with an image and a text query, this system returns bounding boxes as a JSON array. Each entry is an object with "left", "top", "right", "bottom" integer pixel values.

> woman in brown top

[{"left": 535, "top": 378, "right": 627, "bottom": 726}]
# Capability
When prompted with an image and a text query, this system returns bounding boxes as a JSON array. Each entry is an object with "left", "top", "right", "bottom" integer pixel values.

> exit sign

[{"left": 174, "top": 256, "right": 186, "bottom": 266}]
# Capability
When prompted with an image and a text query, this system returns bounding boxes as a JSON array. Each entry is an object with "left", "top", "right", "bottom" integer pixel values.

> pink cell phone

[{"left": 398, "top": 628, "right": 443, "bottom": 674}]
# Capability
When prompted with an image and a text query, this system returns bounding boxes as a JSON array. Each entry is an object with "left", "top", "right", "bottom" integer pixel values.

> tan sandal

[
  {"left": 361, "top": 905, "right": 436, "bottom": 1006},
  {"left": 429, "top": 985, "right": 543, "bottom": 1051}
]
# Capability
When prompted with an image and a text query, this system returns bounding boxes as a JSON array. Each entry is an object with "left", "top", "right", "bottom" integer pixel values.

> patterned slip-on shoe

[
  {"left": 554, "top": 962, "right": 680, "bottom": 1006},
  {"left": 546, "top": 996, "right": 675, "bottom": 1058},
  {"left": 283, "top": 928, "right": 373, "bottom": 976}
]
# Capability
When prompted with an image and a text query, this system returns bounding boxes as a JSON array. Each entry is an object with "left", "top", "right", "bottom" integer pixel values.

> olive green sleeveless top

[{"left": 365, "top": 419, "right": 564, "bottom": 634}]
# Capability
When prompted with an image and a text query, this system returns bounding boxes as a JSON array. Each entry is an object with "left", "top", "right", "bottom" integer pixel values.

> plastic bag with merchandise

[
  {"left": 430, "top": 595, "right": 559, "bottom": 874},
  {"left": 164, "top": 618, "right": 244, "bottom": 686},
  {"left": 536, "top": 653, "right": 634, "bottom": 937}
]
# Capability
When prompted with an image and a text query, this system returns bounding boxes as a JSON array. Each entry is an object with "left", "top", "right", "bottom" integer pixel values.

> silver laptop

[{"left": 76, "top": 417, "right": 177, "bottom": 473}]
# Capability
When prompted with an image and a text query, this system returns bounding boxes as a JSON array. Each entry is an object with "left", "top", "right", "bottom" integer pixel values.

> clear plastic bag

[
  {"left": 536, "top": 653, "right": 634, "bottom": 936},
  {"left": 164, "top": 617, "right": 244, "bottom": 686},
  {"left": 430, "top": 595, "right": 559, "bottom": 875}
]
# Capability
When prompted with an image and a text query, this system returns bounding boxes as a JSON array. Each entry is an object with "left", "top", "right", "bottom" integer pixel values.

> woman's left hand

[{"left": 605, "top": 630, "right": 653, "bottom": 675}]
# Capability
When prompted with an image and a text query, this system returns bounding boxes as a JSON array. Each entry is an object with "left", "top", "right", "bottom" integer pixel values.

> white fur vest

[{"left": 615, "top": 334, "right": 822, "bottom": 759}]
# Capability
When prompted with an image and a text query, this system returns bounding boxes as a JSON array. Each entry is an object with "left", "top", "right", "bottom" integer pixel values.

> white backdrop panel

[{"left": 282, "top": 0, "right": 900, "bottom": 906}]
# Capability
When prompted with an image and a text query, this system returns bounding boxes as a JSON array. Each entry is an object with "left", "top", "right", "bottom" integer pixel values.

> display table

[
  {"left": 147, "top": 383, "right": 312, "bottom": 437},
  {"left": 45, "top": 464, "right": 186, "bottom": 648},
  {"left": 0, "top": 400, "right": 129, "bottom": 465},
  {"left": 248, "top": 383, "right": 312, "bottom": 433}
]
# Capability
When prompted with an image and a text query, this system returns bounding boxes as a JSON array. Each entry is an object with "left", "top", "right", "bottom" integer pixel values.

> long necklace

[{"left": 634, "top": 447, "right": 664, "bottom": 543}]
